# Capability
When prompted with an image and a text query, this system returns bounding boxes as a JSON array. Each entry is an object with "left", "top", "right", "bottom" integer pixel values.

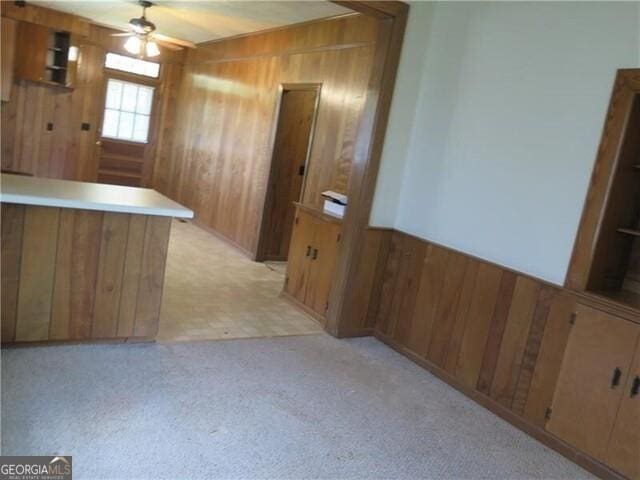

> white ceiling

[{"left": 32, "top": 1, "right": 352, "bottom": 44}]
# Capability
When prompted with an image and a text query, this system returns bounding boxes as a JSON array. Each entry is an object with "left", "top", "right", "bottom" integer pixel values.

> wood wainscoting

[
  {"left": 365, "top": 228, "right": 638, "bottom": 480},
  {"left": 1, "top": 203, "right": 172, "bottom": 344}
]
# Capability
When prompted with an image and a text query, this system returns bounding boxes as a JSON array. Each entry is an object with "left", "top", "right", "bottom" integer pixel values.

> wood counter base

[{"left": 1, "top": 203, "right": 172, "bottom": 344}]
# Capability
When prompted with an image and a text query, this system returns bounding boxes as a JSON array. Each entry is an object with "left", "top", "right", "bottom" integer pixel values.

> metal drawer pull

[
  {"left": 306, "top": 245, "right": 311, "bottom": 257},
  {"left": 631, "top": 376, "right": 640, "bottom": 398},
  {"left": 611, "top": 367, "right": 622, "bottom": 389},
  {"left": 312, "top": 248, "right": 318, "bottom": 260}
]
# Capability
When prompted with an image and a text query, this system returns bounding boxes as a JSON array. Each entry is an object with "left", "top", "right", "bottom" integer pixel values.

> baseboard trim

[{"left": 374, "top": 330, "right": 625, "bottom": 480}]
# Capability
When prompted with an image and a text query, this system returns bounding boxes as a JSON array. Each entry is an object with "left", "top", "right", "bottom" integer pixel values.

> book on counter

[{"left": 321, "top": 190, "right": 347, "bottom": 218}]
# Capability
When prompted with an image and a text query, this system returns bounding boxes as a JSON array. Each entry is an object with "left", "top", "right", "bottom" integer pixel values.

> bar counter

[{"left": 1, "top": 174, "right": 193, "bottom": 344}]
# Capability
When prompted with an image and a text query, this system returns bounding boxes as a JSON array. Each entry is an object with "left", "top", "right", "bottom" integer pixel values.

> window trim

[{"left": 101, "top": 77, "right": 155, "bottom": 144}]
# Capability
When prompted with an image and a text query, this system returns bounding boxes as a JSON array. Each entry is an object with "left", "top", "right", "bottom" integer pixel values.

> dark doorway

[{"left": 257, "top": 85, "right": 320, "bottom": 261}]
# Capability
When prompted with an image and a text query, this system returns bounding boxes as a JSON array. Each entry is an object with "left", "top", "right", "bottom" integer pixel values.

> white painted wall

[{"left": 371, "top": 1, "right": 640, "bottom": 285}]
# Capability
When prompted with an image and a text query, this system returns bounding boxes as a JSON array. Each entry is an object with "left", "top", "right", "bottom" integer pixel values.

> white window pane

[
  {"left": 102, "top": 109, "right": 120, "bottom": 138},
  {"left": 121, "top": 84, "right": 138, "bottom": 112},
  {"left": 144, "top": 62, "right": 160, "bottom": 78},
  {"left": 105, "top": 80, "right": 122, "bottom": 109},
  {"left": 118, "top": 112, "right": 134, "bottom": 139},
  {"left": 136, "top": 87, "right": 153, "bottom": 115},
  {"left": 133, "top": 114, "right": 150, "bottom": 142},
  {"left": 105, "top": 52, "right": 160, "bottom": 79}
]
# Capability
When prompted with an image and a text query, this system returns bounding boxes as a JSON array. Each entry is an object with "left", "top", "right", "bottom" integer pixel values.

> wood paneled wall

[
  {"left": 1, "top": 3, "right": 184, "bottom": 184},
  {"left": 370, "top": 230, "right": 578, "bottom": 427},
  {"left": 1, "top": 203, "right": 171, "bottom": 343},
  {"left": 152, "top": 14, "right": 378, "bottom": 256}
]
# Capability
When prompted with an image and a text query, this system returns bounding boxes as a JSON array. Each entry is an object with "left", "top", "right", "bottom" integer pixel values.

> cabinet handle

[
  {"left": 631, "top": 376, "right": 640, "bottom": 398},
  {"left": 312, "top": 248, "right": 318, "bottom": 260},
  {"left": 306, "top": 245, "right": 311, "bottom": 257},
  {"left": 611, "top": 367, "right": 622, "bottom": 389}
]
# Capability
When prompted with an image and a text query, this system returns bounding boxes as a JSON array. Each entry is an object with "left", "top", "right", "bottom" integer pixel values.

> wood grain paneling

[
  {"left": 117, "top": 215, "right": 147, "bottom": 337},
  {"left": 0, "top": 204, "right": 24, "bottom": 342},
  {"left": 15, "top": 206, "right": 60, "bottom": 341},
  {"left": 49, "top": 209, "right": 103, "bottom": 340},
  {"left": 1, "top": 204, "right": 172, "bottom": 344},
  {"left": 371, "top": 232, "right": 579, "bottom": 401},
  {"left": 133, "top": 215, "right": 172, "bottom": 337},
  {"left": 490, "top": 276, "right": 540, "bottom": 406},
  {"left": 456, "top": 263, "right": 504, "bottom": 388},
  {"left": 403, "top": 243, "right": 445, "bottom": 356},
  {"left": 154, "top": 14, "right": 377, "bottom": 256},
  {"left": 1, "top": 17, "right": 17, "bottom": 102},
  {"left": 92, "top": 212, "right": 129, "bottom": 338},
  {"left": 476, "top": 271, "right": 517, "bottom": 394},
  {"left": 523, "top": 291, "right": 576, "bottom": 425}
]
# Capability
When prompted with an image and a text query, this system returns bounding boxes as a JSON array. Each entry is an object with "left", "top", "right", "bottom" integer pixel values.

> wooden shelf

[{"left": 617, "top": 228, "right": 640, "bottom": 237}]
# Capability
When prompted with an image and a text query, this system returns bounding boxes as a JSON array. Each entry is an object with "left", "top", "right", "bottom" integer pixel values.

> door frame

[
  {"left": 324, "top": 1, "right": 409, "bottom": 337},
  {"left": 255, "top": 82, "right": 322, "bottom": 262}
]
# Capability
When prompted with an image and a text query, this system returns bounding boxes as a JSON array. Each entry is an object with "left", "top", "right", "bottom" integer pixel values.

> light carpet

[{"left": 1, "top": 335, "right": 592, "bottom": 480}]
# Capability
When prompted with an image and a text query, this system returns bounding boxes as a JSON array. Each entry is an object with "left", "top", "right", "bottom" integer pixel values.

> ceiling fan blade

[
  {"left": 152, "top": 33, "right": 196, "bottom": 49},
  {"left": 110, "top": 32, "right": 135, "bottom": 37}
]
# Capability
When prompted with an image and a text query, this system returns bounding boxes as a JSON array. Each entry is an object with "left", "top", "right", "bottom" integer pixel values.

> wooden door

[
  {"left": 606, "top": 340, "right": 640, "bottom": 479},
  {"left": 97, "top": 140, "right": 146, "bottom": 187},
  {"left": 14, "top": 22, "right": 48, "bottom": 83},
  {"left": 547, "top": 304, "right": 640, "bottom": 461},
  {"left": 96, "top": 77, "right": 158, "bottom": 187},
  {"left": 305, "top": 218, "right": 342, "bottom": 318},
  {"left": 260, "top": 88, "right": 318, "bottom": 261},
  {"left": 284, "top": 209, "right": 315, "bottom": 304}
]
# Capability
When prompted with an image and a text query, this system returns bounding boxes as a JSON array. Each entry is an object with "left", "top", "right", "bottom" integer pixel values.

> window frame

[{"left": 100, "top": 77, "right": 156, "bottom": 144}]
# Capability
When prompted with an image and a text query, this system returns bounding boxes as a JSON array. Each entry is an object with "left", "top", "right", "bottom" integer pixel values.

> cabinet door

[
  {"left": 15, "top": 22, "right": 48, "bottom": 83},
  {"left": 284, "top": 209, "right": 314, "bottom": 304},
  {"left": 305, "top": 218, "right": 341, "bottom": 317},
  {"left": 1, "top": 18, "right": 17, "bottom": 102},
  {"left": 547, "top": 304, "right": 639, "bottom": 462},
  {"left": 606, "top": 342, "right": 640, "bottom": 479}
]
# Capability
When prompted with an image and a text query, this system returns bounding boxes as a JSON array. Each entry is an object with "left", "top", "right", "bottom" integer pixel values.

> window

[
  {"left": 101, "top": 79, "right": 154, "bottom": 143},
  {"left": 105, "top": 52, "right": 160, "bottom": 78}
]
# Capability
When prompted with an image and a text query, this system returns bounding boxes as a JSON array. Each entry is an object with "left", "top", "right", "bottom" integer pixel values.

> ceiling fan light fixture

[
  {"left": 124, "top": 36, "right": 142, "bottom": 55},
  {"left": 146, "top": 40, "right": 160, "bottom": 58}
]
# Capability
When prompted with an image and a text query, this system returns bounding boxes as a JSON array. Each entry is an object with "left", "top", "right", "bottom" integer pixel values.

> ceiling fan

[{"left": 111, "top": 0, "right": 196, "bottom": 58}]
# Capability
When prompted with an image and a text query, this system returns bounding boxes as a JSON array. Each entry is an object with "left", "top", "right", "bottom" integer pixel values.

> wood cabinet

[
  {"left": 14, "top": 22, "right": 77, "bottom": 88},
  {"left": 547, "top": 303, "right": 640, "bottom": 477},
  {"left": 284, "top": 205, "right": 341, "bottom": 321},
  {"left": 1, "top": 17, "right": 17, "bottom": 102},
  {"left": 607, "top": 343, "right": 640, "bottom": 479}
]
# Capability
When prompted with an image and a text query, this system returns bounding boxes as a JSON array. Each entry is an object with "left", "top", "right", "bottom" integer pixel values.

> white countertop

[{"left": 0, "top": 174, "right": 194, "bottom": 218}]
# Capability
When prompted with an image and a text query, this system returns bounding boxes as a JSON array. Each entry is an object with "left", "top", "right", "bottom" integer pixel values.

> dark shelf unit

[
  {"left": 44, "top": 30, "right": 70, "bottom": 85},
  {"left": 585, "top": 93, "right": 640, "bottom": 307}
]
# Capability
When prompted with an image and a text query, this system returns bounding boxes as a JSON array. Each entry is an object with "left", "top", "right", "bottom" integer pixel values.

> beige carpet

[
  {"left": 157, "top": 220, "right": 323, "bottom": 342},
  {"left": 1, "top": 335, "right": 592, "bottom": 479}
]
